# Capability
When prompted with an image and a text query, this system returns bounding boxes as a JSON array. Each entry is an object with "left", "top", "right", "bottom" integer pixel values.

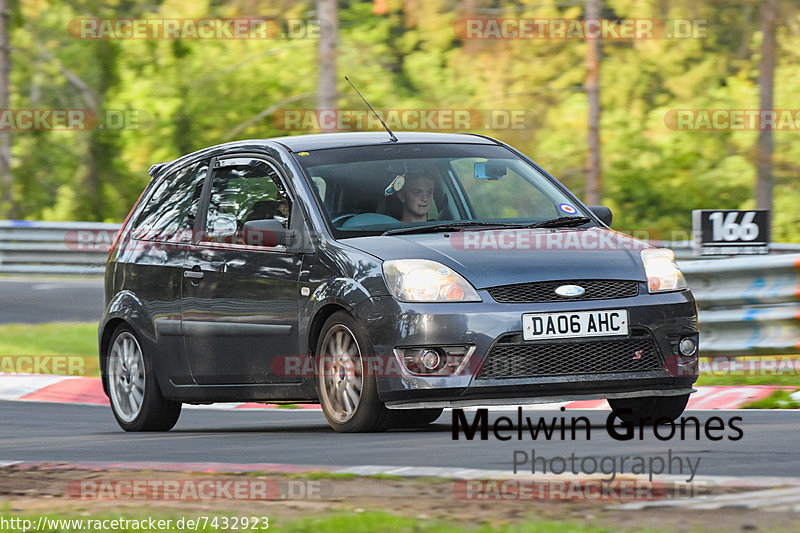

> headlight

[
  {"left": 382, "top": 259, "right": 481, "bottom": 302},
  {"left": 641, "top": 248, "right": 688, "bottom": 293}
]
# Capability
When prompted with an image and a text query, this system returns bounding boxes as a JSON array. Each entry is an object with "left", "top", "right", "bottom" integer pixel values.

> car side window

[
  {"left": 132, "top": 161, "right": 209, "bottom": 241},
  {"left": 204, "top": 158, "right": 291, "bottom": 245}
]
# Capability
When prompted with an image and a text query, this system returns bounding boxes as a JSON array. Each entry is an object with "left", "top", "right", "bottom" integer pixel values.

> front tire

[
  {"left": 315, "top": 311, "right": 392, "bottom": 432},
  {"left": 608, "top": 394, "right": 690, "bottom": 425},
  {"left": 106, "top": 324, "right": 181, "bottom": 431}
]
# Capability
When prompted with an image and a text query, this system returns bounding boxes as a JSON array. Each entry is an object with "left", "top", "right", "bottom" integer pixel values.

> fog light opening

[
  {"left": 679, "top": 337, "right": 697, "bottom": 356},
  {"left": 395, "top": 345, "right": 474, "bottom": 376},
  {"left": 421, "top": 349, "right": 441, "bottom": 371}
]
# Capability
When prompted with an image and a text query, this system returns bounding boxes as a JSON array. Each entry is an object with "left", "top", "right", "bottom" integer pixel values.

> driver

[{"left": 395, "top": 170, "right": 435, "bottom": 223}]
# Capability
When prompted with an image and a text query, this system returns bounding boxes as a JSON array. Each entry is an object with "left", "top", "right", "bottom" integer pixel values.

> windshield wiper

[
  {"left": 525, "top": 216, "right": 592, "bottom": 229},
  {"left": 382, "top": 221, "right": 524, "bottom": 236},
  {"left": 381, "top": 217, "right": 592, "bottom": 236}
]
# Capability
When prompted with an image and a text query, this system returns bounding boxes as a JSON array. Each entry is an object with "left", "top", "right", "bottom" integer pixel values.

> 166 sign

[{"left": 692, "top": 209, "right": 770, "bottom": 256}]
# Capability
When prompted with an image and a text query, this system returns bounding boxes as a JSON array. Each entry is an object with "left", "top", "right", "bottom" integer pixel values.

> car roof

[
  {"left": 148, "top": 132, "right": 500, "bottom": 178},
  {"left": 269, "top": 131, "right": 499, "bottom": 151}
]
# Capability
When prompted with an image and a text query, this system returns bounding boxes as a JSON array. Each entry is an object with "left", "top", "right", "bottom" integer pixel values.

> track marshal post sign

[{"left": 692, "top": 209, "right": 770, "bottom": 256}]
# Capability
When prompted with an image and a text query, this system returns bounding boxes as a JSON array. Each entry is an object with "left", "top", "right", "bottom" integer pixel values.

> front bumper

[{"left": 352, "top": 285, "right": 699, "bottom": 408}]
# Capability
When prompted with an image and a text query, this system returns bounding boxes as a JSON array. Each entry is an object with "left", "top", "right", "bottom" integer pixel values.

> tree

[
  {"left": 0, "top": 0, "right": 12, "bottom": 217},
  {"left": 317, "top": 0, "right": 338, "bottom": 114},
  {"left": 585, "top": 0, "right": 602, "bottom": 206},
  {"left": 755, "top": 0, "right": 777, "bottom": 214}
]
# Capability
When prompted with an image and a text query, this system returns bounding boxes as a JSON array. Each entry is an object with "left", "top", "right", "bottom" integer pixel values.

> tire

[
  {"left": 389, "top": 408, "right": 444, "bottom": 428},
  {"left": 315, "top": 311, "right": 392, "bottom": 432},
  {"left": 106, "top": 324, "right": 181, "bottom": 431},
  {"left": 608, "top": 394, "right": 690, "bottom": 426}
]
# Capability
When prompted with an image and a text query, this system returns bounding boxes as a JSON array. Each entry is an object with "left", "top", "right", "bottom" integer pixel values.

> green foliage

[
  {"left": 4, "top": 0, "right": 800, "bottom": 241},
  {"left": 741, "top": 389, "right": 800, "bottom": 409}
]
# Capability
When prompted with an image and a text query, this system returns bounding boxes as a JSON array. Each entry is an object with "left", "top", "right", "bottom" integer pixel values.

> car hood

[{"left": 341, "top": 227, "right": 649, "bottom": 289}]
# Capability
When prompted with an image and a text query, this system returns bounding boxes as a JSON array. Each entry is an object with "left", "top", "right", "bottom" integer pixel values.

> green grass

[
  {"left": 695, "top": 356, "right": 800, "bottom": 386},
  {"left": 272, "top": 511, "right": 658, "bottom": 532},
  {"left": 0, "top": 322, "right": 97, "bottom": 356},
  {"left": 0, "top": 322, "right": 99, "bottom": 376},
  {"left": 0, "top": 510, "right": 675, "bottom": 533},
  {"left": 368, "top": 473, "right": 406, "bottom": 481},
  {"left": 742, "top": 389, "right": 800, "bottom": 409},
  {"left": 287, "top": 471, "right": 358, "bottom": 480},
  {"left": 695, "top": 374, "right": 800, "bottom": 386}
]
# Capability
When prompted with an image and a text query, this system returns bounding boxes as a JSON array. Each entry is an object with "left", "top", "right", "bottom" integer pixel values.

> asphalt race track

[
  {"left": 1, "top": 401, "right": 798, "bottom": 480},
  {"left": 0, "top": 277, "right": 104, "bottom": 324},
  {"left": 0, "top": 277, "right": 797, "bottom": 483}
]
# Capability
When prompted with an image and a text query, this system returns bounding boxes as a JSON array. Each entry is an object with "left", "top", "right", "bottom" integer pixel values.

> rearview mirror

[
  {"left": 589, "top": 206, "right": 613, "bottom": 226},
  {"left": 474, "top": 161, "right": 507, "bottom": 180}
]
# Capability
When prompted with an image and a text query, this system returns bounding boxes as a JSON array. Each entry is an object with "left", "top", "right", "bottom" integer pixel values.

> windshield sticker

[{"left": 559, "top": 203, "right": 577, "bottom": 215}]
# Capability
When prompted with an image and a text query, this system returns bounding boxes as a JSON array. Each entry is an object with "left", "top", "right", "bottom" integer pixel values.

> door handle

[{"left": 183, "top": 270, "right": 204, "bottom": 279}]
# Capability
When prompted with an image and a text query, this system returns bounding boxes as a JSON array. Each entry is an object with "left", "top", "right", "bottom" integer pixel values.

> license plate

[{"left": 522, "top": 309, "right": 629, "bottom": 340}]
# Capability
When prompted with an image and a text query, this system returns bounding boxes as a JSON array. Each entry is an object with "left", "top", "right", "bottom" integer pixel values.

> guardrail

[
  {"left": 0, "top": 220, "right": 119, "bottom": 275},
  {"left": 1, "top": 220, "right": 798, "bottom": 356},
  {"left": 654, "top": 240, "right": 800, "bottom": 259},
  {"left": 679, "top": 254, "right": 800, "bottom": 356}
]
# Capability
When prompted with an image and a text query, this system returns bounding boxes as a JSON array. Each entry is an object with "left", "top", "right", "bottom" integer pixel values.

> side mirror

[
  {"left": 241, "top": 219, "right": 292, "bottom": 247},
  {"left": 589, "top": 206, "right": 612, "bottom": 226}
]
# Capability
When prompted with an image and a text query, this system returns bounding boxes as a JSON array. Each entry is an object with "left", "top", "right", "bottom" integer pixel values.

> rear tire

[
  {"left": 608, "top": 394, "right": 690, "bottom": 425},
  {"left": 315, "top": 311, "right": 392, "bottom": 432},
  {"left": 106, "top": 324, "right": 181, "bottom": 431}
]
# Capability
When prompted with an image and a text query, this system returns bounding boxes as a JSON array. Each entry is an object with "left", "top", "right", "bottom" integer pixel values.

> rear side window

[
  {"left": 204, "top": 158, "right": 291, "bottom": 245},
  {"left": 132, "top": 161, "right": 209, "bottom": 241}
]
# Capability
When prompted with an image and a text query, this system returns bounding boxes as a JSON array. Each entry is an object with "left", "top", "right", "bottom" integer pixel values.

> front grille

[
  {"left": 477, "top": 332, "right": 662, "bottom": 380},
  {"left": 487, "top": 280, "right": 639, "bottom": 304}
]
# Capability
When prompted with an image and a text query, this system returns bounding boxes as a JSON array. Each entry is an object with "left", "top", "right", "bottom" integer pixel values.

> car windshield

[{"left": 292, "top": 143, "right": 592, "bottom": 237}]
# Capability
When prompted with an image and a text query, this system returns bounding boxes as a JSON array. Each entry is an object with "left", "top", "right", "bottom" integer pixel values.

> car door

[
  {"left": 181, "top": 155, "right": 304, "bottom": 385},
  {"left": 125, "top": 159, "right": 210, "bottom": 385}
]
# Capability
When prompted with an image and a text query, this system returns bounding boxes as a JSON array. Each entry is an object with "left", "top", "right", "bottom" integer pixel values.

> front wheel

[
  {"left": 106, "top": 324, "right": 181, "bottom": 431},
  {"left": 315, "top": 311, "right": 393, "bottom": 432},
  {"left": 608, "top": 394, "right": 690, "bottom": 425}
]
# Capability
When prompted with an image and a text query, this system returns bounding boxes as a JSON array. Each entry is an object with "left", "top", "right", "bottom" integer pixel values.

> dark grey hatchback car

[{"left": 100, "top": 132, "right": 699, "bottom": 432}]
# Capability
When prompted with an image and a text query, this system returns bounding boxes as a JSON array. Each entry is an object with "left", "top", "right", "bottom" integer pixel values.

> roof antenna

[{"left": 345, "top": 76, "right": 398, "bottom": 142}]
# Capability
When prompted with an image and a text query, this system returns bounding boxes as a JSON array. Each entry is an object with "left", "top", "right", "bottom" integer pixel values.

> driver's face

[{"left": 399, "top": 177, "right": 435, "bottom": 219}]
